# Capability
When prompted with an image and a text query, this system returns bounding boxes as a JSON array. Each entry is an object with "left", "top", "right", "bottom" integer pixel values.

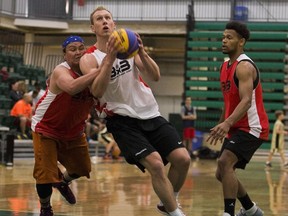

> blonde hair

[
  {"left": 90, "top": 6, "right": 112, "bottom": 25},
  {"left": 17, "top": 80, "right": 27, "bottom": 94}
]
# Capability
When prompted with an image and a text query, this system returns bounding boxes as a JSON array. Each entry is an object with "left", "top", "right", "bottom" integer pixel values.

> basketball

[{"left": 111, "top": 28, "right": 139, "bottom": 59}]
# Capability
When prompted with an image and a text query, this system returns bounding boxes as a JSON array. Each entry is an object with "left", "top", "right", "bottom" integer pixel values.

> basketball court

[{"left": 0, "top": 154, "right": 287, "bottom": 216}]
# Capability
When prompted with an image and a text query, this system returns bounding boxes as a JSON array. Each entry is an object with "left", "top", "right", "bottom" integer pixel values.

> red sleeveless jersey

[
  {"left": 220, "top": 54, "right": 269, "bottom": 140},
  {"left": 31, "top": 63, "right": 95, "bottom": 140}
]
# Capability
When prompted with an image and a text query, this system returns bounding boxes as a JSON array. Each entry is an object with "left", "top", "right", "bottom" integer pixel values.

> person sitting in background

[
  {"left": 85, "top": 109, "right": 103, "bottom": 141},
  {"left": 98, "top": 122, "right": 121, "bottom": 160},
  {"left": 17, "top": 80, "right": 28, "bottom": 96},
  {"left": 28, "top": 82, "right": 46, "bottom": 111},
  {"left": 9, "top": 79, "right": 22, "bottom": 108},
  {"left": 10, "top": 93, "right": 33, "bottom": 139},
  {"left": 0, "top": 66, "right": 9, "bottom": 81}
]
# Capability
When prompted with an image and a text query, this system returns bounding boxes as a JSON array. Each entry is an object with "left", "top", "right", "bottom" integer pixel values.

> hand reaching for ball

[{"left": 111, "top": 28, "right": 139, "bottom": 59}]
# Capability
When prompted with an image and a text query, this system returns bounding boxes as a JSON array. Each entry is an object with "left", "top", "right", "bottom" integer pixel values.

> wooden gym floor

[{"left": 0, "top": 154, "right": 287, "bottom": 216}]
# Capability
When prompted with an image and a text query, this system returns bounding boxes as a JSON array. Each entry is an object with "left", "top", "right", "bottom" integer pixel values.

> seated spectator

[
  {"left": 85, "top": 108, "right": 104, "bottom": 141},
  {"left": 98, "top": 125, "right": 121, "bottom": 160},
  {"left": 85, "top": 113, "right": 102, "bottom": 141},
  {"left": 0, "top": 66, "right": 9, "bottom": 81},
  {"left": 10, "top": 93, "right": 33, "bottom": 139},
  {"left": 9, "top": 79, "right": 22, "bottom": 107},
  {"left": 17, "top": 80, "right": 27, "bottom": 96},
  {"left": 28, "top": 82, "right": 46, "bottom": 111}
]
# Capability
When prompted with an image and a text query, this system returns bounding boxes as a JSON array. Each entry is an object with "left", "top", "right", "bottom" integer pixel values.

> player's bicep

[
  {"left": 236, "top": 62, "right": 254, "bottom": 100},
  {"left": 53, "top": 67, "right": 75, "bottom": 93},
  {"left": 80, "top": 53, "right": 98, "bottom": 75}
]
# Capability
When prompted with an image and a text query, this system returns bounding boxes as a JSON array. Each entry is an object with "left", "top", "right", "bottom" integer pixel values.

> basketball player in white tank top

[{"left": 80, "top": 6, "right": 190, "bottom": 216}]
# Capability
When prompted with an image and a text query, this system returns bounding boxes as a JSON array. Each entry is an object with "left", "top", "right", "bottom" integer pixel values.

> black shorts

[
  {"left": 106, "top": 115, "right": 184, "bottom": 172},
  {"left": 219, "top": 130, "right": 264, "bottom": 169}
]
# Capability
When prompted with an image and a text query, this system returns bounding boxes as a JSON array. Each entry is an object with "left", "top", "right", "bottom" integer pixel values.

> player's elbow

[
  {"left": 91, "top": 86, "right": 106, "bottom": 98},
  {"left": 92, "top": 91, "right": 104, "bottom": 98},
  {"left": 153, "top": 73, "right": 161, "bottom": 82},
  {"left": 245, "top": 100, "right": 252, "bottom": 110}
]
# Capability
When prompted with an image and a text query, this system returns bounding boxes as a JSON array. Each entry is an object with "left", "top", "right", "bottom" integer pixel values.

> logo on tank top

[
  {"left": 221, "top": 80, "right": 231, "bottom": 92},
  {"left": 111, "top": 60, "right": 132, "bottom": 80}
]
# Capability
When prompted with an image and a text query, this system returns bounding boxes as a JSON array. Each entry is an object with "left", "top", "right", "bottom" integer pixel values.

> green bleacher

[
  {"left": 185, "top": 22, "right": 287, "bottom": 150},
  {"left": 0, "top": 50, "right": 47, "bottom": 129}
]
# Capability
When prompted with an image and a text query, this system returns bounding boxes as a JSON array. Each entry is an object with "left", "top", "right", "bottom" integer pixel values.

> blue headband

[{"left": 62, "top": 36, "right": 84, "bottom": 49}]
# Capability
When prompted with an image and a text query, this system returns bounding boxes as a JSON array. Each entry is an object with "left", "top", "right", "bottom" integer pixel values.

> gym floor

[{"left": 0, "top": 155, "right": 287, "bottom": 216}]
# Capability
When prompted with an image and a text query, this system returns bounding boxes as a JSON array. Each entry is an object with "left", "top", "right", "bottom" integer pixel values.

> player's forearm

[
  {"left": 91, "top": 56, "right": 115, "bottom": 97},
  {"left": 138, "top": 51, "right": 160, "bottom": 81}
]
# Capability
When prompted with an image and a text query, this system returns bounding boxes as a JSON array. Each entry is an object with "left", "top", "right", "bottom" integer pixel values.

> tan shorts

[{"left": 33, "top": 132, "right": 91, "bottom": 184}]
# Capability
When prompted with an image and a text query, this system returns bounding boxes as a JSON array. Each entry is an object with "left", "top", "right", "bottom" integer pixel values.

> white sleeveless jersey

[{"left": 91, "top": 49, "right": 160, "bottom": 119}]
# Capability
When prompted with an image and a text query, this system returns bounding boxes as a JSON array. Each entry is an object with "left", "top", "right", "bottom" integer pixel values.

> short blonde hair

[{"left": 90, "top": 6, "right": 112, "bottom": 25}]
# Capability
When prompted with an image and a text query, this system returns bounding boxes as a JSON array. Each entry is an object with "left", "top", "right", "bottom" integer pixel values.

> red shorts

[{"left": 183, "top": 127, "right": 195, "bottom": 139}]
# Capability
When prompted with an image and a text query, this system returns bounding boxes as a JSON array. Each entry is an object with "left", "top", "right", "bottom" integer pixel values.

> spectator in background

[
  {"left": 85, "top": 109, "right": 103, "bottom": 141},
  {"left": 0, "top": 66, "right": 9, "bottom": 81},
  {"left": 265, "top": 110, "right": 288, "bottom": 169},
  {"left": 28, "top": 82, "right": 46, "bottom": 111},
  {"left": 9, "top": 79, "right": 22, "bottom": 108},
  {"left": 181, "top": 96, "right": 197, "bottom": 158},
  {"left": 10, "top": 93, "right": 33, "bottom": 139},
  {"left": 17, "top": 80, "right": 28, "bottom": 96},
  {"left": 98, "top": 122, "right": 121, "bottom": 160}
]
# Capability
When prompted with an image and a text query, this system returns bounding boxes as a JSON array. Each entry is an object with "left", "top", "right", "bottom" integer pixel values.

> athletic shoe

[
  {"left": 265, "top": 162, "right": 272, "bottom": 168},
  {"left": 222, "top": 213, "right": 232, "bottom": 216},
  {"left": 21, "top": 133, "right": 29, "bottom": 139},
  {"left": 40, "top": 206, "right": 54, "bottom": 216},
  {"left": 179, "top": 210, "right": 186, "bottom": 216},
  {"left": 16, "top": 134, "right": 22, "bottom": 140},
  {"left": 53, "top": 181, "right": 76, "bottom": 204},
  {"left": 156, "top": 204, "right": 186, "bottom": 216},
  {"left": 157, "top": 204, "right": 169, "bottom": 215},
  {"left": 236, "top": 204, "right": 264, "bottom": 216},
  {"left": 103, "top": 153, "right": 112, "bottom": 160}
]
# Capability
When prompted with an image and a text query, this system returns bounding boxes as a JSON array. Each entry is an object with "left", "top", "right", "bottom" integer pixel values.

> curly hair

[{"left": 225, "top": 21, "right": 250, "bottom": 41}]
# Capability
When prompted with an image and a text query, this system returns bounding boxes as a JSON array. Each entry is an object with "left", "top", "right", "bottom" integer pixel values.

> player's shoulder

[
  {"left": 53, "top": 63, "right": 69, "bottom": 73},
  {"left": 86, "top": 45, "right": 97, "bottom": 54}
]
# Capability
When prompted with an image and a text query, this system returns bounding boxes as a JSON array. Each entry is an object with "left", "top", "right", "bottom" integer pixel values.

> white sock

[
  {"left": 63, "top": 171, "right": 74, "bottom": 183},
  {"left": 169, "top": 208, "right": 183, "bottom": 216},
  {"left": 174, "top": 192, "right": 179, "bottom": 202}
]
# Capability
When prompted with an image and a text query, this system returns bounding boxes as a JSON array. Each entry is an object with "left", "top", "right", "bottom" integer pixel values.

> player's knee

[
  {"left": 217, "top": 157, "right": 230, "bottom": 174},
  {"left": 215, "top": 170, "right": 222, "bottom": 182},
  {"left": 147, "top": 159, "right": 166, "bottom": 176},
  {"left": 174, "top": 153, "right": 190, "bottom": 170},
  {"left": 169, "top": 148, "right": 190, "bottom": 167}
]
